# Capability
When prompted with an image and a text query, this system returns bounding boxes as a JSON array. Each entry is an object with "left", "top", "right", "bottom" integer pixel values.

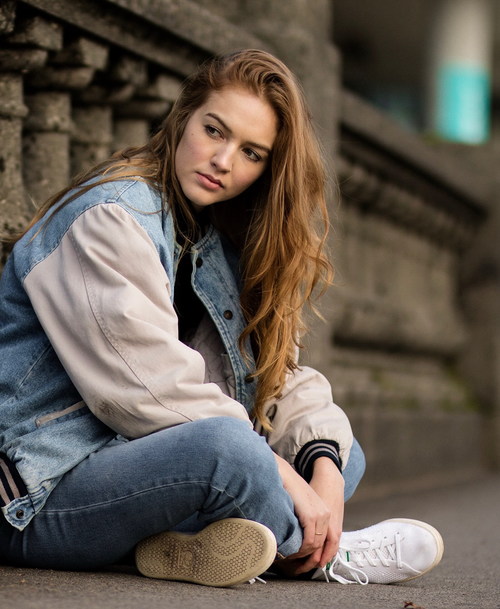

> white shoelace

[
  {"left": 321, "top": 531, "right": 404, "bottom": 585},
  {"left": 248, "top": 576, "right": 267, "bottom": 584}
]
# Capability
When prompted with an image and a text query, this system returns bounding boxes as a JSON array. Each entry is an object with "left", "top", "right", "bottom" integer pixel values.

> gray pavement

[{"left": 1, "top": 473, "right": 499, "bottom": 609}]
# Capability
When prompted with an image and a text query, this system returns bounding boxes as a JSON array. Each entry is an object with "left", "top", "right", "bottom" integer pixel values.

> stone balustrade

[
  {"left": 0, "top": 0, "right": 261, "bottom": 259},
  {"left": 324, "top": 93, "right": 489, "bottom": 491}
]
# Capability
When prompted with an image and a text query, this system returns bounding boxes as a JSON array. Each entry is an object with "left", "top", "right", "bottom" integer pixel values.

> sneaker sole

[
  {"left": 135, "top": 518, "right": 277, "bottom": 587},
  {"left": 383, "top": 518, "right": 445, "bottom": 581}
]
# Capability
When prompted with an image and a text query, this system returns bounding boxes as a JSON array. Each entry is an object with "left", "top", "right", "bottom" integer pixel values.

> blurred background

[
  {"left": 336, "top": 0, "right": 495, "bottom": 141},
  {"left": 0, "top": 0, "right": 498, "bottom": 498}
]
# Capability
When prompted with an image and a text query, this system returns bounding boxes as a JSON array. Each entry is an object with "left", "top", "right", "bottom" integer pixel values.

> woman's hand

[{"left": 274, "top": 453, "right": 345, "bottom": 576}]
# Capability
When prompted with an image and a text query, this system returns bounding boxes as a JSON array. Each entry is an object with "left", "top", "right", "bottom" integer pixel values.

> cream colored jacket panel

[
  {"left": 256, "top": 366, "right": 353, "bottom": 470},
  {"left": 24, "top": 203, "right": 251, "bottom": 437}
]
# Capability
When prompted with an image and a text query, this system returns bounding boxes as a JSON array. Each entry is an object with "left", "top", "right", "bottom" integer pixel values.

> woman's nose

[{"left": 211, "top": 146, "right": 233, "bottom": 173}]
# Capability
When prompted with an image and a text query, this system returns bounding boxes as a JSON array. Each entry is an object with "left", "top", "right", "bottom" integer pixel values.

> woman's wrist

[
  {"left": 312, "top": 455, "right": 342, "bottom": 475},
  {"left": 311, "top": 456, "right": 345, "bottom": 491}
]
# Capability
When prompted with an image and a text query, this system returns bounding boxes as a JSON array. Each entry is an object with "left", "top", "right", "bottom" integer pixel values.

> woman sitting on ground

[{"left": 0, "top": 48, "right": 443, "bottom": 587}]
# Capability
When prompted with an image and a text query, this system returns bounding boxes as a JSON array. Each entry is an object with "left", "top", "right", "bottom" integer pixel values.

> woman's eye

[
  {"left": 205, "top": 125, "right": 222, "bottom": 138},
  {"left": 243, "top": 148, "right": 262, "bottom": 162}
]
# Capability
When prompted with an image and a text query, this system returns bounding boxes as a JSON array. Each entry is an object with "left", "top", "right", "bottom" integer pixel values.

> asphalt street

[{"left": 1, "top": 473, "right": 499, "bottom": 609}]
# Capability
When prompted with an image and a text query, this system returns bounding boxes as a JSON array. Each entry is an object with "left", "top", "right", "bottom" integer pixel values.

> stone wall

[
  {"left": 311, "top": 93, "right": 489, "bottom": 495},
  {"left": 0, "top": 0, "right": 492, "bottom": 495}
]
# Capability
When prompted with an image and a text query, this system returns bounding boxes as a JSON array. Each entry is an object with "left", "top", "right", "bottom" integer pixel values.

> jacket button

[
  {"left": 223, "top": 310, "right": 233, "bottom": 320},
  {"left": 15, "top": 509, "right": 24, "bottom": 519},
  {"left": 196, "top": 257, "right": 203, "bottom": 268},
  {"left": 244, "top": 374, "right": 254, "bottom": 384}
]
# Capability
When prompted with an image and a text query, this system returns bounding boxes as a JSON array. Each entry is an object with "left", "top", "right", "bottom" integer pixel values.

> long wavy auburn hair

[{"left": 8, "top": 49, "right": 334, "bottom": 429}]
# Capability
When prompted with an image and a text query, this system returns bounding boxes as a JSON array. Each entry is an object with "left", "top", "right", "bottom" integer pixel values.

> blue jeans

[{"left": 0, "top": 417, "right": 365, "bottom": 569}]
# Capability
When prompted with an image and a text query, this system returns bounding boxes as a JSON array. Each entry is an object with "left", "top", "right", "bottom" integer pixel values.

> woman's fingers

[
  {"left": 294, "top": 548, "right": 324, "bottom": 574},
  {"left": 293, "top": 518, "right": 338, "bottom": 573},
  {"left": 275, "top": 515, "right": 340, "bottom": 576},
  {"left": 319, "top": 527, "right": 338, "bottom": 567},
  {"left": 296, "top": 510, "right": 331, "bottom": 556}
]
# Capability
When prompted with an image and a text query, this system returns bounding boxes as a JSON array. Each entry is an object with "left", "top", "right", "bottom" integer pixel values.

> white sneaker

[
  {"left": 312, "top": 518, "right": 444, "bottom": 585},
  {"left": 135, "top": 518, "right": 277, "bottom": 587}
]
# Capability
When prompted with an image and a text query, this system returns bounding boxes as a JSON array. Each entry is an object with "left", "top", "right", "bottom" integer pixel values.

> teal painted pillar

[{"left": 428, "top": 0, "right": 492, "bottom": 143}]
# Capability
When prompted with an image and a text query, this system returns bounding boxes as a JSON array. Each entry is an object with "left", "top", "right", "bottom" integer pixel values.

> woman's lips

[{"left": 196, "top": 173, "right": 223, "bottom": 190}]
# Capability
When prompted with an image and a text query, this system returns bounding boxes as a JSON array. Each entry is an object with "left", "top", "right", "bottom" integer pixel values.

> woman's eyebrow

[{"left": 205, "top": 112, "right": 272, "bottom": 154}]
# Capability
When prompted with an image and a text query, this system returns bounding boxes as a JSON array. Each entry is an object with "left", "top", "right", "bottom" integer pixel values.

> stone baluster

[
  {"left": 72, "top": 53, "right": 147, "bottom": 173},
  {"left": 47, "top": 35, "right": 110, "bottom": 178},
  {"left": 0, "top": 74, "right": 28, "bottom": 248},
  {"left": 71, "top": 104, "right": 113, "bottom": 176},
  {"left": 4, "top": 11, "right": 73, "bottom": 208},
  {"left": 23, "top": 92, "right": 72, "bottom": 205},
  {"left": 0, "top": 3, "right": 30, "bottom": 260},
  {"left": 18, "top": 22, "right": 104, "bottom": 194},
  {"left": 0, "top": 1, "right": 15, "bottom": 35},
  {"left": 113, "top": 73, "right": 181, "bottom": 150}
]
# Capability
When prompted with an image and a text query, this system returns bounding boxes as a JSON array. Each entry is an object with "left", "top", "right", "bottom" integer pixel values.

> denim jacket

[
  {"left": 0, "top": 179, "right": 258, "bottom": 530},
  {"left": 0, "top": 178, "right": 352, "bottom": 532}
]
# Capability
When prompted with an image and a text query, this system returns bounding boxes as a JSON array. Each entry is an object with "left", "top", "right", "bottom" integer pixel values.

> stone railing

[
  {"left": 316, "top": 93, "right": 489, "bottom": 493},
  {"left": 0, "top": 0, "right": 493, "bottom": 493}
]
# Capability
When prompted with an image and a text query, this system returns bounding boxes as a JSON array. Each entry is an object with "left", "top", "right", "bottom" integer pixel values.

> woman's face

[{"left": 174, "top": 86, "right": 278, "bottom": 212}]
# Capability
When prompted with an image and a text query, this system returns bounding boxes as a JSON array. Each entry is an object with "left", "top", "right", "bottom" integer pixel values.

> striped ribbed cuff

[
  {"left": 294, "top": 440, "right": 342, "bottom": 482},
  {"left": 0, "top": 454, "right": 28, "bottom": 507}
]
